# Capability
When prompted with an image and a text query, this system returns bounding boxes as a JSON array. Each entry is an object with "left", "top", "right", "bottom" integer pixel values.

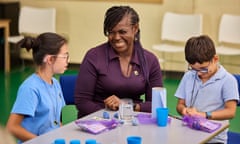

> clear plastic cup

[{"left": 119, "top": 98, "right": 134, "bottom": 123}]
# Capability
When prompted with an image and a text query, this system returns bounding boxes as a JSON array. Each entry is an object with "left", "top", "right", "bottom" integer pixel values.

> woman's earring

[{"left": 134, "top": 36, "right": 138, "bottom": 41}]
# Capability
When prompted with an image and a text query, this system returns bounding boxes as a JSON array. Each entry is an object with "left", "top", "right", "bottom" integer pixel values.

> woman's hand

[{"left": 104, "top": 95, "right": 121, "bottom": 111}]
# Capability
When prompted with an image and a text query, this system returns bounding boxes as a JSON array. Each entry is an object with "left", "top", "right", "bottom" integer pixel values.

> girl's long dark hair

[{"left": 17, "top": 32, "right": 67, "bottom": 65}]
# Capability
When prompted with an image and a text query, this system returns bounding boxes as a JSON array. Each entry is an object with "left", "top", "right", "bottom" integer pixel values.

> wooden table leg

[
  {"left": 0, "top": 20, "right": 10, "bottom": 73},
  {"left": 4, "top": 21, "right": 10, "bottom": 73}
]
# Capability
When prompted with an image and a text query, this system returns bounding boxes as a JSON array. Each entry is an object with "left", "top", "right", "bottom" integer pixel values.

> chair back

[
  {"left": 218, "top": 14, "right": 240, "bottom": 44},
  {"left": 228, "top": 131, "right": 240, "bottom": 144},
  {"left": 161, "top": 12, "right": 202, "bottom": 42},
  {"left": 19, "top": 6, "right": 56, "bottom": 35},
  {"left": 233, "top": 74, "right": 240, "bottom": 106},
  {"left": 227, "top": 75, "right": 240, "bottom": 144},
  {"left": 59, "top": 75, "right": 77, "bottom": 105}
]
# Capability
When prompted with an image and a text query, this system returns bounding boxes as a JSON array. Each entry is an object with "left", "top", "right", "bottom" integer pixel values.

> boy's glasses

[{"left": 188, "top": 61, "right": 211, "bottom": 73}]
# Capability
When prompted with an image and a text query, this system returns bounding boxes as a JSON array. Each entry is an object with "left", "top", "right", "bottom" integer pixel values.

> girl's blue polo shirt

[{"left": 11, "top": 73, "right": 65, "bottom": 143}]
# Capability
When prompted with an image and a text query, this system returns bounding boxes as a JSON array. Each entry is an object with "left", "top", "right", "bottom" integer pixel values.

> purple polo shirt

[{"left": 75, "top": 42, "right": 163, "bottom": 118}]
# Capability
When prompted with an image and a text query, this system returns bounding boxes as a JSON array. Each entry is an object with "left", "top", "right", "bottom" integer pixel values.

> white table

[{"left": 23, "top": 109, "right": 229, "bottom": 144}]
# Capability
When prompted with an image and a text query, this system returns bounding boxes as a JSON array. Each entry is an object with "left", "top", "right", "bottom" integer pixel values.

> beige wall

[
  {"left": 9, "top": 0, "right": 240, "bottom": 72},
  {"left": 18, "top": 0, "right": 194, "bottom": 63},
  {"left": 196, "top": 0, "right": 240, "bottom": 42}
]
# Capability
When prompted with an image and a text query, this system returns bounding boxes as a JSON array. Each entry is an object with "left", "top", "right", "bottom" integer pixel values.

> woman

[
  {"left": 75, "top": 6, "right": 163, "bottom": 118},
  {"left": 7, "top": 32, "right": 69, "bottom": 143}
]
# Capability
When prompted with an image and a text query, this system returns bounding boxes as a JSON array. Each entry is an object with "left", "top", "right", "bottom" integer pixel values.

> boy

[{"left": 175, "top": 35, "right": 239, "bottom": 143}]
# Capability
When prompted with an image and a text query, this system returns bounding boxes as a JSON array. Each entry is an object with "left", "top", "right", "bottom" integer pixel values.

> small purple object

[
  {"left": 182, "top": 115, "right": 222, "bottom": 133},
  {"left": 75, "top": 119, "right": 119, "bottom": 134},
  {"left": 136, "top": 113, "right": 171, "bottom": 125},
  {"left": 137, "top": 113, "right": 156, "bottom": 124}
]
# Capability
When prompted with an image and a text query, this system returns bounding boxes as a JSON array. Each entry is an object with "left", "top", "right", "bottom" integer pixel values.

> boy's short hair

[{"left": 185, "top": 35, "right": 216, "bottom": 64}]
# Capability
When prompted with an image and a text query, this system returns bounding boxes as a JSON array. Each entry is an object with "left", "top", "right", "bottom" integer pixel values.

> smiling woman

[{"left": 74, "top": 5, "right": 163, "bottom": 118}]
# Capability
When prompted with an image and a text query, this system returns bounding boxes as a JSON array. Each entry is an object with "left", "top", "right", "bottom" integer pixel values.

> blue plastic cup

[
  {"left": 54, "top": 138, "right": 66, "bottom": 144},
  {"left": 127, "top": 136, "right": 142, "bottom": 144},
  {"left": 70, "top": 139, "right": 81, "bottom": 144},
  {"left": 85, "top": 139, "right": 97, "bottom": 144},
  {"left": 156, "top": 107, "right": 169, "bottom": 127}
]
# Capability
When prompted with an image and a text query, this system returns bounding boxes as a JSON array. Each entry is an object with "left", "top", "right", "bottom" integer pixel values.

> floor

[{"left": 0, "top": 64, "right": 239, "bottom": 133}]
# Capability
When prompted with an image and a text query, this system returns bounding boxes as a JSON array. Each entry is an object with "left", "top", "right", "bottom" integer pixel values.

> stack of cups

[
  {"left": 151, "top": 87, "right": 169, "bottom": 127},
  {"left": 156, "top": 107, "right": 169, "bottom": 127}
]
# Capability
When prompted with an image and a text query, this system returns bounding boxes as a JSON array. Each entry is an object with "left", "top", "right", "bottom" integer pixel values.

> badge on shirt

[{"left": 134, "top": 70, "right": 139, "bottom": 76}]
